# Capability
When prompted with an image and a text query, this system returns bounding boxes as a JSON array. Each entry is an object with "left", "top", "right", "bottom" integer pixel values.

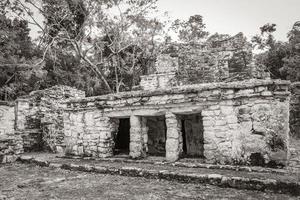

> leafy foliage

[
  {"left": 172, "top": 15, "right": 209, "bottom": 43},
  {"left": 0, "top": 14, "right": 46, "bottom": 100},
  {"left": 252, "top": 22, "right": 300, "bottom": 81},
  {"left": 1, "top": 0, "right": 299, "bottom": 101},
  {"left": 281, "top": 21, "right": 300, "bottom": 82}
]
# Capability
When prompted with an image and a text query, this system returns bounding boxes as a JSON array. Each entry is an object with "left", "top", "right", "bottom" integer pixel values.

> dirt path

[{"left": 0, "top": 163, "right": 298, "bottom": 200}]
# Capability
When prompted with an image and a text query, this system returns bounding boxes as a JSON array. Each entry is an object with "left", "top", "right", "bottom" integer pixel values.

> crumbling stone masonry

[
  {"left": 0, "top": 101, "right": 23, "bottom": 163},
  {"left": 63, "top": 79, "right": 290, "bottom": 165},
  {"left": 289, "top": 82, "right": 300, "bottom": 168},
  {"left": 0, "top": 101, "right": 15, "bottom": 136},
  {"left": 15, "top": 86, "right": 85, "bottom": 153},
  {"left": 140, "top": 44, "right": 269, "bottom": 91}
]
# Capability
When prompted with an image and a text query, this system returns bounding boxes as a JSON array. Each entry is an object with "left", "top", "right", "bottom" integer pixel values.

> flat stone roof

[{"left": 65, "top": 79, "right": 290, "bottom": 104}]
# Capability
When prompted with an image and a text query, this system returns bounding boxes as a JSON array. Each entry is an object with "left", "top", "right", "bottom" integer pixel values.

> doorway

[
  {"left": 146, "top": 116, "right": 166, "bottom": 156},
  {"left": 180, "top": 113, "right": 204, "bottom": 158},
  {"left": 114, "top": 118, "right": 130, "bottom": 155}
]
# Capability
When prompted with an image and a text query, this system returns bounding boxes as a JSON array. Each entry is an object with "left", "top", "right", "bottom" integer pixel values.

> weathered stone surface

[
  {"left": 63, "top": 79, "right": 290, "bottom": 166},
  {"left": 129, "top": 115, "right": 145, "bottom": 158},
  {"left": 0, "top": 134, "right": 23, "bottom": 163},
  {"left": 15, "top": 85, "right": 85, "bottom": 153},
  {"left": 0, "top": 102, "right": 15, "bottom": 136},
  {"left": 0, "top": 102, "right": 23, "bottom": 163},
  {"left": 165, "top": 112, "right": 182, "bottom": 162},
  {"left": 289, "top": 82, "right": 300, "bottom": 169}
]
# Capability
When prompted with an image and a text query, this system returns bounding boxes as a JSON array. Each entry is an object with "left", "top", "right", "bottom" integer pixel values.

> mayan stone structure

[
  {"left": 0, "top": 41, "right": 297, "bottom": 168},
  {"left": 63, "top": 52, "right": 291, "bottom": 165},
  {"left": 289, "top": 82, "right": 300, "bottom": 168},
  {"left": 140, "top": 37, "right": 269, "bottom": 92},
  {"left": 15, "top": 86, "right": 85, "bottom": 153}
]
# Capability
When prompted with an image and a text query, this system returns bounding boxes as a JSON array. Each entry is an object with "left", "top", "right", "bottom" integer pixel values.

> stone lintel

[
  {"left": 107, "top": 110, "right": 132, "bottom": 118},
  {"left": 171, "top": 106, "right": 203, "bottom": 115},
  {"left": 107, "top": 110, "right": 166, "bottom": 118}
]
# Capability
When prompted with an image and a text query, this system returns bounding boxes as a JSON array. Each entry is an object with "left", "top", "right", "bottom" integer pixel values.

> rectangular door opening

[
  {"left": 114, "top": 118, "right": 130, "bottom": 155},
  {"left": 180, "top": 113, "right": 204, "bottom": 158},
  {"left": 146, "top": 116, "right": 166, "bottom": 157}
]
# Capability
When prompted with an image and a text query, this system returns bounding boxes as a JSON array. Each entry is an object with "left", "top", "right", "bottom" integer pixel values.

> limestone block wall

[
  {"left": 155, "top": 54, "right": 178, "bottom": 73},
  {"left": 290, "top": 82, "right": 300, "bottom": 168},
  {"left": 15, "top": 85, "right": 85, "bottom": 153},
  {"left": 140, "top": 73, "right": 176, "bottom": 90},
  {"left": 152, "top": 43, "right": 270, "bottom": 88},
  {"left": 0, "top": 101, "right": 15, "bottom": 136},
  {"left": 177, "top": 48, "right": 230, "bottom": 84},
  {"left": 15, "top": 98, "right": 43, "bottom": 151},
  {"left": 0, "top": 135, "right": 23, "bottom": 163},
  {"left": 64, "top": 111, "right": 117, "bottom": 157},
  {"left": 140, "top": 54, "right": 178, "bottom": 90},
  {"left": 63, "top": 79, "right": 290, "bottom": 166},
  {"left": 0, "top": 101, "right": 23, "bottom": 163},
  {"left": 226, "top": 98, "right": 288, "bottom": 165}
]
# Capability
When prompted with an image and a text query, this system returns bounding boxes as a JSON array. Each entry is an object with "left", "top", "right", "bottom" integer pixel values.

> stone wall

[
  {"left": 0, "top": 101, "right": 15, "bottom": 136},
  {"left": 140, "top": 73, "right": 176, "bottom": 90},
  {"left": 289, "top": 82, "right": 300, "bottom": 168},
  {"left": 63, "top": 79, "right": 290, "bottom": 166},
  {"left": 0, "top": 101, "right": 23, "bottom": 163},
  {"left": 176, "top": 46, "right": 231, "bottom": 84},
  {"left": 15, "top": 86, "right": 85, "bottom": 153},
  {"left": 64, "top": 111, "right": 117, "bottom": 157},
  {"left": 155, "top": 54, "right": 179, "bottom": 73},
  {"left": 141, "top": 42, "right": 270, "bottom": 91},
  {"left": 140, "top": 54, "right": 178, "bottom": 90},
  {"left": 0, "top": 135, "right": 23, "bottom": 163}
]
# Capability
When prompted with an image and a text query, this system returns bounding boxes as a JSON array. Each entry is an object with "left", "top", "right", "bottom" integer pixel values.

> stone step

[{"left": 18, "top": 155, "right": 300, "bottom": 196}]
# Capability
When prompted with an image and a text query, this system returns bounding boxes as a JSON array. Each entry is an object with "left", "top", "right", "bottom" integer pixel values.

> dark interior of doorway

[
  {"left": 181, "top": 113, "right": 204, "bottom": 158},
  {"left": 147, "top": 116, "right": 166, "bottom": 157},
  {"left": 114, "top": 118, "right": 130, "bottom": 155}
]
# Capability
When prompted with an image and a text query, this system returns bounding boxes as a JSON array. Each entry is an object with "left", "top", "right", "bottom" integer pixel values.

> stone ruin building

[{"left": 0, "top": 40, "right": 299, "bottom": 169}]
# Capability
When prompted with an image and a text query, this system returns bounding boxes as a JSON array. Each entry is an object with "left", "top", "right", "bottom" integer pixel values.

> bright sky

[
  {"left": 157, "top": 0, "right": 300, "bottom": 41},
  {"left": 28, "top": 0, "right": 299, "bottom": 42}
]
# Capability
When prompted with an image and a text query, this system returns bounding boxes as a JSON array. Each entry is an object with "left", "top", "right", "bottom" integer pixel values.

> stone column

[
  {"left": 129, "top": 115, "right": 145, "bottom": 158},
  {"left": 165, "top": 112, "right": 182, "bottom": 162},
  {"left": 15, "top": 99, "right": 29, "bottom": 131},
  {"left": 97, "top": 117, "right": 115, "bottom": 158},
  {"left": 141, "top": 117, "right": 148, "bottom": 155}
]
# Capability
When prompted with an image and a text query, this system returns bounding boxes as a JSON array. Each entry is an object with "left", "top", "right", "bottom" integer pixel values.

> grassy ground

[{"left": 0, "top": 163, "right": 298, "bottom": 200}]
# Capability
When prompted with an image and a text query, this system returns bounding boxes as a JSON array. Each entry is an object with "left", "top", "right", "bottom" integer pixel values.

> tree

[
  {"left": 2, "top": 0, "right": 166, "bottom": 94},
  {"left": 252, "top": 23, "right": 290, "bottom": 79},
  {"left": 171, "top": 14, "right": 209, "bottom": 43},
  {"left": 0, "top": 14, "right": 46, "bottom": 100},
  {"left": 252, "top": 23, "right": 277, "bottom": 50},
  {"left": 281, "top": 21, "right": 300, "bottom": 82},
  {"left": 87, "top": 0, "right": 165, "bottom": 92}
]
